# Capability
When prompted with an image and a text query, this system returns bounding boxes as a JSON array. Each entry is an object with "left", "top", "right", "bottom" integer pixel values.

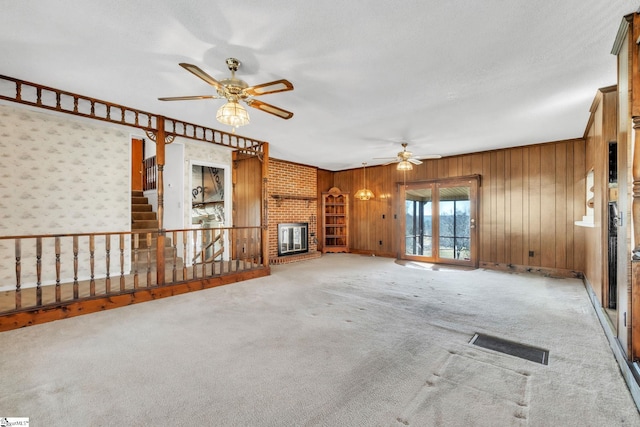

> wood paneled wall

[
  {"left": 583, "top": 86, "right": 618, "bottom": 303},
  {"left": 232, "top": 154, "right": 262, "bottom": 227},
  {"left": 329, "top": 139, "right": 586, "bottom": 272}
]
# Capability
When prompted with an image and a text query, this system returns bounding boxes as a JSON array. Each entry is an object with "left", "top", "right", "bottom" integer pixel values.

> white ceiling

[{"left": 2, "top": 1, "right": 638, "bottom": 171}]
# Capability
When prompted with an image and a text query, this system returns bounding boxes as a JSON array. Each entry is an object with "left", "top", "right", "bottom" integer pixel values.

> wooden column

[
  {"left": 632, "top": 118, "right": 640, "bottom": 360},
  {"left": 155, "top": 116, "right": 166, "bottom": 285},
  {"left": 631, "top": 12, "right": 640, "bottom": 360},
  {"left": 262, "top": 143, "right": 270, "bottom": 268},
  {"left": 633, "top": 118, "right": 640, "bottom": 258}
]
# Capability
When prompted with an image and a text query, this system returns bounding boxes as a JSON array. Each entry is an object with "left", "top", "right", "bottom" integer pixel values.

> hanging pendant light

[{"left": 354, "top": 162, "right": 374, "bottom": 200}]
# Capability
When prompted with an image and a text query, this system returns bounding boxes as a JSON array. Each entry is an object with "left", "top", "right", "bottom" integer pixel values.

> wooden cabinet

[{"left": 322, "top": 187, "right": 349, "bottom": 253}]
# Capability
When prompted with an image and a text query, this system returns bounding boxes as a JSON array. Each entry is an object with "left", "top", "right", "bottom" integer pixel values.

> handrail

[
  {"left": 0, "top": 226, "right": 263, "bottom": 314},
  {"left": 0, "top": 74, "right": 265, "bottom": 153}
]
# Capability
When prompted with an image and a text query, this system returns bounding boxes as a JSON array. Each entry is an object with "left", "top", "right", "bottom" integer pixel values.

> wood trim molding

[{"left": 0, "top": 268, "right": 270, "bottom": 332}]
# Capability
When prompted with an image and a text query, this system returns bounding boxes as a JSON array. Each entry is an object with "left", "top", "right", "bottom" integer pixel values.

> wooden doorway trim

[{"left": 398, "top": 175, "right": 480, "bottom": 268}]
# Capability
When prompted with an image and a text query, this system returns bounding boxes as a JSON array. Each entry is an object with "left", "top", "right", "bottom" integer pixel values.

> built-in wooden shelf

[{"left": 322, "top": 187, "right": 349, "bottom": 253}]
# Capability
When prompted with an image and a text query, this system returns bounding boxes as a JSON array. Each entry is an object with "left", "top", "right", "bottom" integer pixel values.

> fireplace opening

[{"left": 278, "top": 223, "right": 309, "bottom": 256}]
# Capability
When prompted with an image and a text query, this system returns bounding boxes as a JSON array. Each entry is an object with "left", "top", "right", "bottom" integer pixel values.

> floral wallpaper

[{"left": 0, "top": 105, "right": 130, "bottom": 290}]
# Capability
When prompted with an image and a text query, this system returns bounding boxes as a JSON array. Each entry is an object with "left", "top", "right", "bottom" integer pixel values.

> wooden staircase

[
  {"left": 132, "top": 190, "right": 159, "bottom": 231},
  {"left": 131, "top": 191, "right": 180, "bottom": 267}
]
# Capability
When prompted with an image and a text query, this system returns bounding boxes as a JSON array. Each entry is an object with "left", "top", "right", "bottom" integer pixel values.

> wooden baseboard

[
  {"left": 479, "top": 261, "right": 583, "bottom": 279},
  {"left": 348, "top": 249, "right": 396, "bottom": 258},
  {"left": 0, "top": 268, "right": 270, "bottom": 332}
]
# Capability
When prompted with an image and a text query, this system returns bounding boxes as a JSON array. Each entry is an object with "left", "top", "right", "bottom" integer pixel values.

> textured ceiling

[{"left": 2, "top": 1, "right": 638, "bottom": 170}]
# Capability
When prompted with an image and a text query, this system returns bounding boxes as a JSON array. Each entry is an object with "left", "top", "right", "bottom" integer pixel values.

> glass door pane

[
  {"left": 402, "top": 177, "right": 477, "bottom": 267},
  {"left": 405, "top": 187, "right": 432, "bottom": 257},
  {"left": 437, "top": 185, "right": 471, "bottom": 261}
]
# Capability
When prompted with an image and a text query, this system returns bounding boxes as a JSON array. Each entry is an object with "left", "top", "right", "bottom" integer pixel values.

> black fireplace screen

[{"left": 278, "top": 223, "right": 309, "bottom": 256}]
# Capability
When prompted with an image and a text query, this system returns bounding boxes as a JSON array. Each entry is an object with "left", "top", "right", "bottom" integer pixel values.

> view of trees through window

[
  {"left": 438, "top": 199, "right": 470, "bottom": 260},
  {"left": 405, "top": 185, "right": 471, "bottom": 261}
]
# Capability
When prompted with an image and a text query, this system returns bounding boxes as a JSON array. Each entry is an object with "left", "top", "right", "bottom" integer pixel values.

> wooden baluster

[
  {"left": 249, "top": 230, "right": 255, "bottom": 269},
  {"left": 146, "top": 233, "right": 152, "bottom": 287},
  {"left": 172, "top": 231, "right": 178, "bottom": 283},
  {"left": 119, "top": 234, "right": 125, "bottom": 291},
  {"left": 257, "top": 228, "right": 262, "bottom": 266},
  {"left": 15, "top": 239, "right": 21, "bottom": 309},
  {"left": 89, "top": 235, "right": 95, "bottom": 296},
  {"left": 241, "top": 229, "right": 247, "bottom": 271},
  {"left": 36, "top": 237, "right": 42, "bottom": 306},
  {"left": 209, "top": 229, "right": 215, "bottom": 276},
  {"left": 229, "top": 229, "right": 234, "bottom": 273},
  {"left": 192, "top": 229, "right": 198, "bottom": 279},
  {"left": 73, "top": 236, "right": 79, "bottom": 299},
  {"left": 201, "top": 230, "right": 206, "bottom": 278},
  {"left": 213, "top": 229, "right": 219, "bottom": 276},
  {"left": 55, "top": 236, "right": 61, "bottom": 302},
  {"left": 133, "top": 233, "right": 139, "bottom": 289},
  {"left": 105, "top": 235, "right": 111, "bottom": 294},
  {"left": 236, "top": 231, "right": 241, "bottom": 272},
  {"left": 182, "top": 230, "right": 188, "bottom": 281}
]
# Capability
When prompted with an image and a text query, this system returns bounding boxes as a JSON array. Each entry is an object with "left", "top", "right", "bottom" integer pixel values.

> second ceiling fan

[
  {"left": 159, "top": 58, "right": 294, "bottom": 130},
  {"left": 376, "top": 143, "right": 441, "bottom": 169}
]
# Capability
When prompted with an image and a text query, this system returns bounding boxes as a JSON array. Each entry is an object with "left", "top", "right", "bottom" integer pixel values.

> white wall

[{"left": 164, "top": 142, "right": 185, "bottom": 230}]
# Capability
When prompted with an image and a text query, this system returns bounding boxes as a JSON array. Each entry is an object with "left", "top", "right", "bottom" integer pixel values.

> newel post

[
  {"left": 262, "top": 142, "right": 270, "bottom": 268},
  {"left": 149, "top": 116, "right": 170, "bottom": 285}
]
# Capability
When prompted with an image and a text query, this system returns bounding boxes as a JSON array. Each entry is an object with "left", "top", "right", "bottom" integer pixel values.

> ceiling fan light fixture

[
  {"left": 216, "top": 100, "right": 250, "bottom": 128},
  {"left": 397, "top": 160, "right": 413, "bottom": 171}
]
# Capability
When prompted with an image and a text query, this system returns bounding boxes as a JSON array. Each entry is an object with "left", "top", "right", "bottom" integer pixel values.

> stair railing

[
  {"left": 0, "top": 226, "right": 263, "bottom": 316},
  {"left": 143, "top": 156, "right": 157, "bottom": 191}
]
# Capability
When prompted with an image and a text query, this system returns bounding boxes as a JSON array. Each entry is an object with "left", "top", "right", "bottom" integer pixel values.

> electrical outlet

[
  {"left": 379, "top": 240, "right": 382, "bottom": 245},
  {"left": 529, "top": 251, "right": 534, "bottom": 257},
  {"left": 382, "top": 214, "right": 385, "bottom": 219}
]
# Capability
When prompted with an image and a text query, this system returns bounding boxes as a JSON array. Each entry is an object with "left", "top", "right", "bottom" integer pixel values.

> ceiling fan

[
  {"left": 158, "top": 58, "right": 294, "bottom": 130},
  {"left": 375, "top": 142, "right": 441, "bottom": 167}
]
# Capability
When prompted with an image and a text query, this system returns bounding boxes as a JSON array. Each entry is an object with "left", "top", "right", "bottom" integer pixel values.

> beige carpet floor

[{"left": 0, "top": 254, "right": 638, "bottom": 426}]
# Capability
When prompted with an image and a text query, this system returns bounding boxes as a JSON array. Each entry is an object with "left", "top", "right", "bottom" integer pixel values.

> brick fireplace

[{"left": 268, "top": 159, "right": 321, "bottom": 264}]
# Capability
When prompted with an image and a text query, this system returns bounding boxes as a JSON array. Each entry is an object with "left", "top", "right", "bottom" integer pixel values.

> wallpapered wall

[{"left": 0, "top": 105, "right": 130, "bottom": 290}]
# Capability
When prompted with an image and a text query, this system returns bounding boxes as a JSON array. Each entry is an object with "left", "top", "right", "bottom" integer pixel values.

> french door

[{"left": 401, "top": 176, "right": 478, "bottom": 267}]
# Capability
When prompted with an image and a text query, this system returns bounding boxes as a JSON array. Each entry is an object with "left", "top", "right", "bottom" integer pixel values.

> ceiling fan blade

[
  {"left": 245, "top": 99, "right": 293, "bottom": 119},
  {"left": 373, "top": 157, "right": 399, "bottom": 160},
  {"left": 158, "top": 95, "right": 220, "bottom": 101},
  {"left": 417, "top": 154, "right": 442, "bottom": 160},
  {"left": 179, "top": 63, "right": 224, "bottom": 91},
  {"left": 408, "top": 158, "right": 423, "bottom": 165},
  {"left": 244, "top": 79, "right": 294, "bottom": 96}
]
